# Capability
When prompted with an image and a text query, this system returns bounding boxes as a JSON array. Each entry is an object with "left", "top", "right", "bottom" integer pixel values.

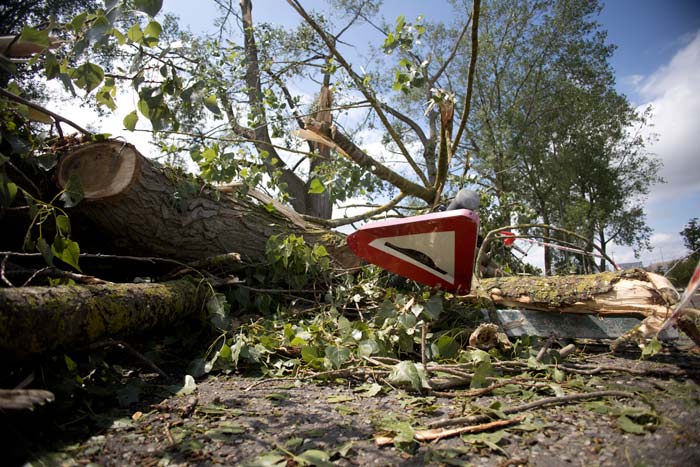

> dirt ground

[{"left": 3, "top": 344, "right": 700, "bottom": 467}]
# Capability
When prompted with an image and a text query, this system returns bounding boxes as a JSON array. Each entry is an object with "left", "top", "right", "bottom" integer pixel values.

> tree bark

[
  {"left": 476, "top": 269, "right": 678, "bottom": 318},
  {"left": 0, "top": 279, "right": 210, "bottom": 357},
  {"left": 55, "top": 141, "right": 358, "bottom": 269}
]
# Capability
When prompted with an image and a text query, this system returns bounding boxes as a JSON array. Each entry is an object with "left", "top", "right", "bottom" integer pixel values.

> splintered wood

[{"left": 478, "top": 269, "right": 678, "bottom": 319}]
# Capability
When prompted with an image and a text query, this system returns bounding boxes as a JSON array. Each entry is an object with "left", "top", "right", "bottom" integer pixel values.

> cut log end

[{"left": 57, "top": 141, "right": 140, "bottom": 199}]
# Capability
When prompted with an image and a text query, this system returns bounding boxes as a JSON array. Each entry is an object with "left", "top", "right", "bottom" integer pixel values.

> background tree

[
  {"left": 453, "top": 0, "right": 661, "bottom": 274},
  {"left": 681, "top": 218, "right": 700, "bottom": 259},
  {"left": 667, "top": 217, "right": 700, "bottom": 287}
]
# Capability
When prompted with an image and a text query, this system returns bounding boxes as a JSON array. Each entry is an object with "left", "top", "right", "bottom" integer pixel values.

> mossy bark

[
  {"left": 0, "top": 279, "right": 210, "bottom": 357},
  {"left": 476, "top": 269, "right": 679, "bottom": 318}
]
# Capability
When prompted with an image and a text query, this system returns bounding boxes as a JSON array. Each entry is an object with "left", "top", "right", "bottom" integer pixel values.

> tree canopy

[{"left": 0, "top": 0, "right": 663, "bottom": 273}]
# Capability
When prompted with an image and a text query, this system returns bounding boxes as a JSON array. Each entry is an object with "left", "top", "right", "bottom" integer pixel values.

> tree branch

[
  {"left": 295, "top": 121, "right": 434, "bottom": 203},
  {"left": 0, "top": 87, "right": 90, "bottom": 134},
  {"left": 450, "top": 0, "right": 481, "bottom": 155},
  {"left": 286, "top": 0, "right": 430, "bottom": 187},
  {"left": 240, "top": 0, "right": 307, "bottom": 212},
  {"left": 303, "top": 192, "right": 407, "bottom": 228},
  {"left": 429, "top": 14, "right": 472, "bottom": 85}
]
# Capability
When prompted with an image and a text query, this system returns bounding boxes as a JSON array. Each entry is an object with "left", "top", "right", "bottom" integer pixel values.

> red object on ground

[{"left": 347, "top": 209, "right": 480, "bottom": 293}]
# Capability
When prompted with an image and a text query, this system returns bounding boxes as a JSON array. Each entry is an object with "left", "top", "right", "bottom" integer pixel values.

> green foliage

[
  {"left": 681, "top": 218, "right": 700, "bottom": 257},
  {"left": 133, "top": 0, "right": 162, "bottom": 18},
  {"left": 265, "top": 234, "right": 331, "bottom": 289}
]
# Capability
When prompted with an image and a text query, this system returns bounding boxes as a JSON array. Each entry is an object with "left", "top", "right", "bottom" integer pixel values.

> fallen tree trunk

[
  {"left": 470, "top": 269, "right": 700, "bottom": 344},
  {"left": 0, "top": 279, "right": 210, "bottom": 357},
  {"left": 475, "top": 269, "right": 678, "bottom": 319},
  {"left": 55, "top": 141, "right": 358, "bottom": 269}
]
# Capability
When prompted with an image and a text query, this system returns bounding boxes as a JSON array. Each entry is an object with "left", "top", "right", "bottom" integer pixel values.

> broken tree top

[{"left": 347, "top": 209, "right": 479, "bottom": 293}]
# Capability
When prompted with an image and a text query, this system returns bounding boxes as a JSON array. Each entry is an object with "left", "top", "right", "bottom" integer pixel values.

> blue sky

[{"left": 164, "top": 0, "right": 699, "bottom": 266}]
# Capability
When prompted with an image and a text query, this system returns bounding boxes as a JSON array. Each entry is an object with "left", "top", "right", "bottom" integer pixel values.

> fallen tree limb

[
  {"left": 428, "top": 390, "right": 637, "bottom": 429},
  {"left": 0, "top": 278, "right": 211, "bottom": 357},
  {"left": 475, "top": 269, "right": 678, "bottom": 318},
  {"left": 375, "top": 416, "right": 523, "bottom": 445},
  {"left": 55, "top": 141, "right": 358, "bottom": 269}
]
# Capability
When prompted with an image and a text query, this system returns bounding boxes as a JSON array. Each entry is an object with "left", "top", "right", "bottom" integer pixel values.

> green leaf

[
  {"left": 301, "top": 346, "right": 319, "bottom": 362},
  {"left": 388, "top": 361, "right": 430, "bottom": 391},
  {"left": 326, "top": 395, "right": 353, "bottom": 403},
  {"left": 296, "top": 449, "right": 334, "bottom": 467},
  {"left": 133, "top": 0, "right": 163, "bottom": 17},
  {"left": 86, "top": 15, "right": 111, "bottom": 43},
  {"left": 617, "top": 414, "right": 646, "bottom": 434},
  {"left": 71, "top": 62, "right": 104, "bottom": 94},
  {"left": 308, "top": 178, "right": 325, "bottom": 194},
  {"left": 358, "top": 339, "right": 379, "bottom": 356},
  {"left": 422, "top": 296, "right": 443, "bottom": 321},
  {"left": 44, "top": 52, "right": 60, "bottom": 79},
  {"left": 127, "top": 24, "right": 143, "bottom": 43},
  {"left": 137, "top": 98, "right": 150, "bottom": 118},
  {"left": 240, "top": 453, "right": 287, "bottom": 467},
  {"left": 435, "top": 335, "right": 458, "bottom": 359},
  {"left": 208, "top": 293, "right": 232, "bottom": 331},
  {"left": 60, "top": 174, "right": 84, "bottom": 208},
  {"left": 325, "top": 345, "right": 350, "bottom": 369},
  {"left": 123, "top": 110, "right": 138, "bottom": 131},
  {"left": 356, "top": 382, "right": 383, "bottom": 398},
  {"left": 203, "top": 94, "right": 221, "bottom": 115},
  {"left": 64, "top": 354, "right": 78, "bottom": 372},
  {"left": 96, "top": 85, "right": 116, "bottom": 110},
  {"left": 19, "top": 26, "right": 49, "bottom": 48},
  {"left": 52, "top": 236, "right": 81, "bottom": 271},
  {"left": 0, "top": 172, "right": 17, "bottom": 208},
  {"left": 37, "top": 237, "right": 54, "bottom": 267},
  {"left": 143, "top": 21, "right": 162, "bottom": 39},
  {"left": 56, "top": 215, "right": 71, "bottom": 236},
  {"left": 641, "top": 336, "right": 662, "bottom": 359}
]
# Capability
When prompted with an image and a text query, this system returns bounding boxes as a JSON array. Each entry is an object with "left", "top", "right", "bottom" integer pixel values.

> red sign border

[{"left": 347, "top": 209, "right": 479, "bottom": 293}]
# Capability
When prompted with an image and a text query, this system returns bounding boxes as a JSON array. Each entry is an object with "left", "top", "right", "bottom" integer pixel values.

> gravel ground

[{"left": 3, "top": 349, "right": 700, "bottom": 467}]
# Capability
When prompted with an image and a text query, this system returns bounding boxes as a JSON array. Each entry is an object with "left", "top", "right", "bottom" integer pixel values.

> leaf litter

[{"left": 3, "top": 236, "right": 700, "bottom": 466}]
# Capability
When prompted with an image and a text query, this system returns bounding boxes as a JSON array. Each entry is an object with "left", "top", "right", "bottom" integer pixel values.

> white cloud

[
  {"left": 621, "top": 73, "right": 644, "bottom": 87},
  {"left": 636, "top": 31, "right": 700, "bottom": 200}
]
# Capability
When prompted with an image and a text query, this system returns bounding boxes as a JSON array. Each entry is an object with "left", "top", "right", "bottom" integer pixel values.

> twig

[
  {"left": 428, "top": 390, "right": 636, "bottom": 428},
  {"left": 0, "top": 251, "right": 195, "bottom": 269},
  {"left": 302, "top": 192, "right": 407, "bottom": 228},
  {"left": 450, "top": 0, "right": 480, "bottom": 155},
  {"left": 6, "top": 160, "right": 42, "bottom": 198},
  {"left": 286, "top": 0, "right": 430, "bottom": 187},
  {"left": 88, "top": 338, "right": 168, "bottom": 379},
  {"left": 0, "top": 87, "right": 91, "bottom": 134},
  {"left": 431, "top": 377, "right": 548, "bottom": 398},
  {"left": 558, "top": 363, "right": 688, "bottom": 377},
  {"left": 1, "top": 255, "right": 14, "bottom": 286},
  {"left": 421, "top": 322, "right": 428, "bottom": 369},
  {"left": 20, "top": 266, "right": 50, "bottom": 286},
  {"left": 427, "top": 366, "right": 472, "bottom": 380},
  {"left": 363, "top": 356, "right": 400, "bottom": 366},
  {"left": 164, "top": 425, "right": 175, "bottom": 446},
  {"left": 375, "top": 416, "right": 522, "bottom": 445},
  {"left": 474, "top": 224, "right": 618, "bottom": 280},
  {"left": 558, "top": 343, "right": 577, "bottom": 359},
  {"left": 21, "top": 267, "right": 110, "bottom": 286},
  {"left": 536, "top": 334, "right": 557, "bottom": 362}
]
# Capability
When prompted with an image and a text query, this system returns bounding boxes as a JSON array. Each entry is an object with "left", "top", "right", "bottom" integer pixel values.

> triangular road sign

[{"left": 347, "top": 209, "right": 479, "bottom": 293}]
